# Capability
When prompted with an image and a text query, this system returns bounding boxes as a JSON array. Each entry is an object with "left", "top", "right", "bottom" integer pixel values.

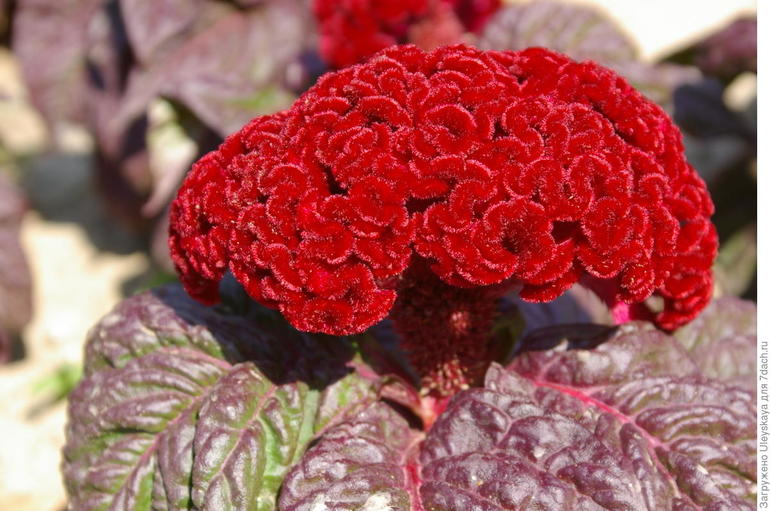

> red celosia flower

[
  {"left": 169, "top": 45, "right": 717, "bottom": 392},
  {"left": 313, "top": 0, "right": 501, "bottom": 68}
]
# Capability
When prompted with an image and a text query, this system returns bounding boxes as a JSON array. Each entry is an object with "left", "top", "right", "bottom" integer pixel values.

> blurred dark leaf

[
  {"left": 0, "top": 0, "right": 13, "bottom": 44},
  {"left": 13, "top": 0, "right": 102, "bottom": 129},
  {"left": 613, "top": 61, "right": 700, "bottom": 108},
  {"left": 119, "top": 0, "right": 202, "bottom": 64},
  {"left": 478, "top": 1, "right": 699, "bottom": 107},
  {"left": 114, "top": 0, "right": 311, "bottom": 137},
  {"left": 20, "top": 151, "right": 147, "bottom": 254},
  {"left": 695, "top": 16, "right": 756, "bottom": 81},
  {"left": 714, "top": 225, "right": 756, "bottom": 298},
  {"left": 150, "top": 206, "right": 175, "bottom": 272},
  {"left": 683, "top": 133, "right": 750, "bottom": 184},
  {"left": 673, "top": 79, "right": 752, "bottom": 139},
  {"left": 664, "top": 16, "right": 755, "bottom": 88},
  {"left": 478, "top": 0, "right": 637, "bottom": 63},
  {"left": 0, "top": 173, "right": 32, "bottom": 362},
  {"left": 674, "top": 78, "right": 756, "bottom": 251},
  {"left": 13, "top": 0, "right": 317, "bottom": 240},
  {"left": 508, "top": 283, "right": 612, "bottom": 336},
  {"left": 743, "top": 95, "right": 757, "bottom": 133},
  {"left": 230, "top": 0, "right": 266, "bottom": 7},
  {"left": 142, "top": 99, "right": 217, "bottom": 216}
]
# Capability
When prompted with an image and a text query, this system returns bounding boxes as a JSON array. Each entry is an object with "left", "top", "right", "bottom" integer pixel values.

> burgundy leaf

[
  {"left": 280, "top": 323, "right": 756, "bottom": 510},
  {"left": 80, "top": 0, "right": 155, "bottom": 231},
  {"left": 278, "top": 403, "right": 422, "bottom": 510},
  {"left": 84, "top": 283, "right": 358, "bottom": 385},
  {"left": 673, "top": 297, "right": 756, "bottom": 393},
  {"left": 694, "top": 17, "right": 756, "bottom": 81},
  {"left": 478, "top": 1, "right": 700, "bottom": 107},
  {"left": 63, "top": 348, "right": 229, "bottom": 510},
  {"left": 478, "top": 1, "right": 637, "bottom": 65},
  {"left": 115, "top": 0, "right": 312, "bottom": 137},
  {"left": 64, "top": 284, "right": 376, "bottom": 510},
  {"left": 13, "top": 0, "right": 102, "bottom": 127},
  {"left": 119, "top": 0, "right": 203, "bottom": 64}
]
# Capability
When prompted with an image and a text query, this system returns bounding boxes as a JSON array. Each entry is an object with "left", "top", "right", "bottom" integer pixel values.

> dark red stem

[{"left": 389, "top": 259, "right": 505, "bottom": 397}]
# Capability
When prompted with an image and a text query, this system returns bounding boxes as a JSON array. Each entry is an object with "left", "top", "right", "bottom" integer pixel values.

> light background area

[{"left": 507, "top": 0, "right": 757, "bottom": 60}]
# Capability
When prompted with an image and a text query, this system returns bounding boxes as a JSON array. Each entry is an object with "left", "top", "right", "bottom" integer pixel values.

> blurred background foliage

[{"left": 0, "top": 1, "right": 756, "bottom": 509}]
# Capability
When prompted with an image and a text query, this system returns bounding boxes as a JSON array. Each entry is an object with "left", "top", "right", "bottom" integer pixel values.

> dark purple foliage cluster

[
  {"left": 12, "top": 0, "right": 319, "bottom": 262},
  {"left": 692, "top": 17, "right": 757, "bottom": 82},
  {"left": 62, "top": 283, "right": 757, "bottom": 509}
]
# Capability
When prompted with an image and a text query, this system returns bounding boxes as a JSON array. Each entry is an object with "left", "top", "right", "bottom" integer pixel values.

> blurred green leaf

[
  {"left": 32, "top": 362, "right": 83, "bottom": 403},
  {"left": 714, "top": 224, "right": 756, "bottom": 298}
]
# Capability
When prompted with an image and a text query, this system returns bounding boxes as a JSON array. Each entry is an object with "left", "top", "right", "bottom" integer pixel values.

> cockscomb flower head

[
  {"left": 313, "top": 0, "right": 501, "bottom": 68},
  {"left": 169, "top": 45, "right": 717, "bottom": 394}
]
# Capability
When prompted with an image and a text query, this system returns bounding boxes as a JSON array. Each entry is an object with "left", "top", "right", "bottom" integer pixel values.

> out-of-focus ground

[{"left": 0, "top": 1, "right": 757, "bottom": 510}]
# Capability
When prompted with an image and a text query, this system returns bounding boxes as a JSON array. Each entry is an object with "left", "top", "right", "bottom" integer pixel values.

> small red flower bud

[{"left": 313, "top": 0, "right": 501, "bottom": 68}]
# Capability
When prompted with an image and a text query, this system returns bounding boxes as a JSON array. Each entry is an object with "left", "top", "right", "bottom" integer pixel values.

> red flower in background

[
  {"left": 170, "top": 45, "right": 717, "bottom": 393},
  {"left": 313, "top": 0, "right": 501, "bottom": 68}
]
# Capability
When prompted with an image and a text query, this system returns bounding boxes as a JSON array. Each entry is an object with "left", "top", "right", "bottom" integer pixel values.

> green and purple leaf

[{"left": 63, "top": 285, "right": 376, "bottom": 510}]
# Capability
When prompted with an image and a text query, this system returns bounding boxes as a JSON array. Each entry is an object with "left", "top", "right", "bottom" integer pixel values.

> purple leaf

[
  {"left": 64, "top": 284, "right": 376, "bottom": 510},
  {"left": 478, "top": 1, "right": 700, "bottom": 107},
  {"left": 118, "top": 0, "right": 203, "bottom": 64},
  {"left": 15, "top": 0, "right": 317, "bottom": 235},
  {"left": 115, "top": 0, "right": 313, "bottom": 137},
  {"left": 509, "top": 283, "right": 613, "bottom": 336},
  {"left": 0, "top": 174, "right": 32, "bottom": 362},
  {"left": 13, "top": 0, "right": 103, "bottom": 128},
  {"left": 278, "top": 403, "right": 421, "bottom": 510},
  {"left": 673, "top": 297, "right": 756, "bottom": 394},
  {"left": 694, "top": 17, "right": 756, "bottom": 80},
  {"left": 280, "top": 323, "right": 756, "bottom": 510},
  {"left": 478, "top": 1, "right": 637, "bottom": 65}
]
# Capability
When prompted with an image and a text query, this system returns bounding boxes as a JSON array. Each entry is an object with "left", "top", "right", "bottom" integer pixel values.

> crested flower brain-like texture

[
  {"left": 169, "top": 44, "right": 717, "bottom": 344},
  {"left": 313, "top": 0, "right": 502, "bottom": 68}
]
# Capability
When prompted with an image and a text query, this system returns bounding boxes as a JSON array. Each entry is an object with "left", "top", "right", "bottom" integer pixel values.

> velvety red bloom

[
  {"left": 313, "top": 0, "right": 501, "bottom": 68},
  {"left": 169, "top": 44, "right": 716, "bottom": 344}
]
